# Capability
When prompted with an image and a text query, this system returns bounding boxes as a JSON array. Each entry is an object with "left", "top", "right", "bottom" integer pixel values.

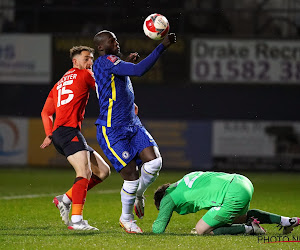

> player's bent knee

[
  {"left": 91, "top": 165, "right": 110, "bottom": 180},
  {"left": 99, "top": 166, "right": 111, "bottom": 180},
  {"left": 195, "top": 218, "right": 214, "bottom": 235},
  {"left": 143, "top": 157, "right": 162, "bottom": 175},
  {"left": 91, "top": 151, "right": 111, "bottom": 180},
  {"left": 195, "top": 226, "right": 209, "bottom": 235}
]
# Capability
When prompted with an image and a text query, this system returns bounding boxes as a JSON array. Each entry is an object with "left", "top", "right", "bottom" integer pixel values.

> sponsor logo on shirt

[{"left": 107, "top": 55, "right": 121, "bottom": 65}]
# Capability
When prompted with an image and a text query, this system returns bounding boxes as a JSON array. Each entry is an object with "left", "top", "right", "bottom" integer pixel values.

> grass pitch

[{"left": 0, "top": 168, "right": 300, "bottom": 249}]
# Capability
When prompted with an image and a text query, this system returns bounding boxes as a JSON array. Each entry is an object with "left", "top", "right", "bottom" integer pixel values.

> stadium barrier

[{"left": 1, "top": 117, "right": 300, "bottom": 171}]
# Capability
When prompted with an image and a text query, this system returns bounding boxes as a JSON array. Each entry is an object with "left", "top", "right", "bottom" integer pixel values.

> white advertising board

[
  {"left": 0, "top": 34, "right": 51, "bottom": 83},
  {"left": 191, "top": 39, "right": 300, "bottom": 84},
  {"left": 212, "top": 120, "right": 300, "bottom": 170}
]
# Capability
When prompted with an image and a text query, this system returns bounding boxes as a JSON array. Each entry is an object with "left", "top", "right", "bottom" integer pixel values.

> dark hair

[
  {"left": 154, "top": 183, "right": 171, "bottom": 210},
  {"left": 69, "top": 46, "right": 94, "bottom": 59}
]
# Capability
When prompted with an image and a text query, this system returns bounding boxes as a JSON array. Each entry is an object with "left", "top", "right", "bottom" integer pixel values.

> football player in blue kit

[{"left": 93, "top": 30, "right": 176, "bottom": 233}]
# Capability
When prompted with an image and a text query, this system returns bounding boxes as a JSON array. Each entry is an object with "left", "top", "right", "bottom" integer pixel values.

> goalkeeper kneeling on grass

[{"left": 152, "top": 171, "right": 299, "bottom": 235}]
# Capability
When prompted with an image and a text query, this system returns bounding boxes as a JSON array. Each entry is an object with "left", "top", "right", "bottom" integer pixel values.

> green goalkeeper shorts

[{"left": 202, "top": 174, "right": 254, "bottom": 228}]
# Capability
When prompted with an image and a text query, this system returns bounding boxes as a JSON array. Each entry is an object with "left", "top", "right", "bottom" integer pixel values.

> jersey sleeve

[
  {"left": 152, "top": 193, "right": 176, "bottom": 234},
  {"left": 85, "top": 69, "right": 96, "bottom": 90},
  {"left": 41, "top": 89, "right": 55, "bottom": 136},
  {"left": 107, "top": 43, "right": 165, "bottom": 77}
]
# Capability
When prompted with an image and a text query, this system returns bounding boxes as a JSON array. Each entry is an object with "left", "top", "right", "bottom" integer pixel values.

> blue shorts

[{"left": 96, "top": 125, "right": 157, "bottom": 172}]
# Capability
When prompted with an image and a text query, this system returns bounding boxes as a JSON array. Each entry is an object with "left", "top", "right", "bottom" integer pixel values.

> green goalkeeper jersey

[{"left": 152, "top": 171, "right": 236, "bottom": 234}]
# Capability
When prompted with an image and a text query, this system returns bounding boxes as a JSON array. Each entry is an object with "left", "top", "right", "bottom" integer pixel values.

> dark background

[{"left": 1, "top": 0, "right": 300, "bottom": 121}]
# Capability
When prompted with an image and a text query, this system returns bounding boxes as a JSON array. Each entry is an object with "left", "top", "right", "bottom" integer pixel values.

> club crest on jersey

[
  {"left": 107, "top": 55, "right": 121, "bottom": 65},
  {"left": 122, "top": 151, "right": 130, "bottom": 159}
]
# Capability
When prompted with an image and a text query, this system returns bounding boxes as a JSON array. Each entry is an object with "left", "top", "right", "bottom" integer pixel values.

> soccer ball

[{"left": 143, "top": 13, "right": 169, "bottom": 40}]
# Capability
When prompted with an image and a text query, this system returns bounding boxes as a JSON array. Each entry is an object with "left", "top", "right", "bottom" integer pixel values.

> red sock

[
  {"left": 87, "top": 173, "right": 103, "bottom": 191},
  {"left": 65, "top": 174, "right": 102, "bottom": 202},
  {"left": 71, "top": 177, "right": 88, "bottom": 216}
]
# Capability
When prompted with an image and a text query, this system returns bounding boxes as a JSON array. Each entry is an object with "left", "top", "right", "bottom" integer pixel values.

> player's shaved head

[
  {"left": 94, "top": 30, "right": 114, "bottom": 47},
  {"left": 94, "top": 30, "right": 119, "bottom": 56}
]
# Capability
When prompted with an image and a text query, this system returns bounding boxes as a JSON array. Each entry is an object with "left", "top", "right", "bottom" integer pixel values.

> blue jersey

[{"left": 93, "top": 43, "right": 165, "bottom": 127}]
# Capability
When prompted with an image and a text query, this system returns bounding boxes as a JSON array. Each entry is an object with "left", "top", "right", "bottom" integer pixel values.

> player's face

[
  {"left": 104, "top": 32, "right": 120, "bottom": 55},
  {"left": 74, "top": 51, "right": 94, "bottom": 70}
]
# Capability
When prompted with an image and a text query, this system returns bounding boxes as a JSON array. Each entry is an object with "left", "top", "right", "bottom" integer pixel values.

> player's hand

[
  {"left": 126, "top": 52, "right": 140, "bottom": 63},
  {"left": 40, "top": 135, "right": 52, "bottom": 149},
  {"left": 162, "top": 33, "right": 176, "bottom": 48}
]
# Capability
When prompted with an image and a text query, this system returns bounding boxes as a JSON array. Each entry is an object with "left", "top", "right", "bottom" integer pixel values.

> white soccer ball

[{"left": 143, "top": 13, "right": 170, "bottom": 40}]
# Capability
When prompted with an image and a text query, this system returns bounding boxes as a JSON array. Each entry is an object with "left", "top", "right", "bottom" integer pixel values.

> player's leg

[
  {"left": 57, "top": 148, "right": 111, "bottom": 206},
  {"left": 194, "top": 218, "right": 214, "bottom": 235},
  {"left": 137, "top": 146, "right": 162, "bottom": 195},
  {"left": 196, "top": 209, "right": 265, "bottom": 235},
  {"left": 88, "top": 150, "right": 111, "bottom": 189},
  {"left": 231, "top": 176, "right": 300, "bottom": 234},
  {"left": 245, "top": 209, "right": 299, "bottom": 234},
  {"left": 193, "top": 218, "right": 249, "bottom": 235},
  {"left": 134, "top": 146, "right": 162, "bottom": 219},
  {"left": 193, "top": 219, "right": 264, "bottom": 235},
  {"left": 96, "top": 125, "right": 144, "bottom": 233},
  {"left": 66, "top": 150, "right": 98, "bottom": 230},
  {"left": 68, "top": 150, "right": 91, "bottom": 178},
  {"left": 66, "top": 151, "right": 110, "bottom": 205},
  {"left": 234, "top": 209, "right": 283, "bottom": 225},
  {"left": 118, "top": 160, "right": 143, "bottom": 233},
  {"left": 52, "top": 127, "right": 97, "bottom": 230},
  {"left": 196, "top": 174, "right": 265, "bottom": 235}
]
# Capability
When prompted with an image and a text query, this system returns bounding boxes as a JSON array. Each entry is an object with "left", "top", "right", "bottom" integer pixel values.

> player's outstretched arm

[
  {"left": 112, "top": 38, "right": 174, "bottom": 77},
  {"left": 152, "top": 194, "right": 175, "bottom": 234},
  {"left": 161, "top": 33, "right": 176, "bottom": 48}
]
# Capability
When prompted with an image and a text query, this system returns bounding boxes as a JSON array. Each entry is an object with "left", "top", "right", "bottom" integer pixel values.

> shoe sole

[
  {"left": 119, "top": 221, "right": 143, "bottom": 234},
  {"left": 67, "top": 226, "right": 99, "bottom": 231},
  {"left": 252, "top": 223, "right": 266, "bottom": 234},
  {"left": 256, "top": 226, "right": 266, "bottom": 234}
]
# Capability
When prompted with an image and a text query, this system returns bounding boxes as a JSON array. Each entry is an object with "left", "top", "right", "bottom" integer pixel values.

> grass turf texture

[{"left": 0, "top": 168, "right": 299, "bottom": 249}]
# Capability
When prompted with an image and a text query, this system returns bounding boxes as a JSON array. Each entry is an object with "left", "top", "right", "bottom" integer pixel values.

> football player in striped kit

[{"left": 93, "top": 30, "right": 176, "bottom": 233}]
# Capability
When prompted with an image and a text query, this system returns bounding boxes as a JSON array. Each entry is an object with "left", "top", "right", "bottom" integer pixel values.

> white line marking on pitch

[{"left": 0, "top": 189, "right": 119, "bottom": 200}]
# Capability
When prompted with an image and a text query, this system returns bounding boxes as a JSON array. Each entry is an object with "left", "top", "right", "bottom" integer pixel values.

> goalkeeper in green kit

[{"left": 153, "top": 171, "right": 299, "bottom": 235}]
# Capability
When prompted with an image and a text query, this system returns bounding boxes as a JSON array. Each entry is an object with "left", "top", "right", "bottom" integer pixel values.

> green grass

[{"left": 0, "top": 168, "right": 300, "bottom": 249}]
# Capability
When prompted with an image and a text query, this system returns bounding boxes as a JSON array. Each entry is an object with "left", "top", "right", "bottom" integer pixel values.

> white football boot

[
  {"left": 53, "top": 195, "right": 70, "bottom": 225},
  {"left": 119, "top": 217, "right": 143, "bottom": 233}
]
